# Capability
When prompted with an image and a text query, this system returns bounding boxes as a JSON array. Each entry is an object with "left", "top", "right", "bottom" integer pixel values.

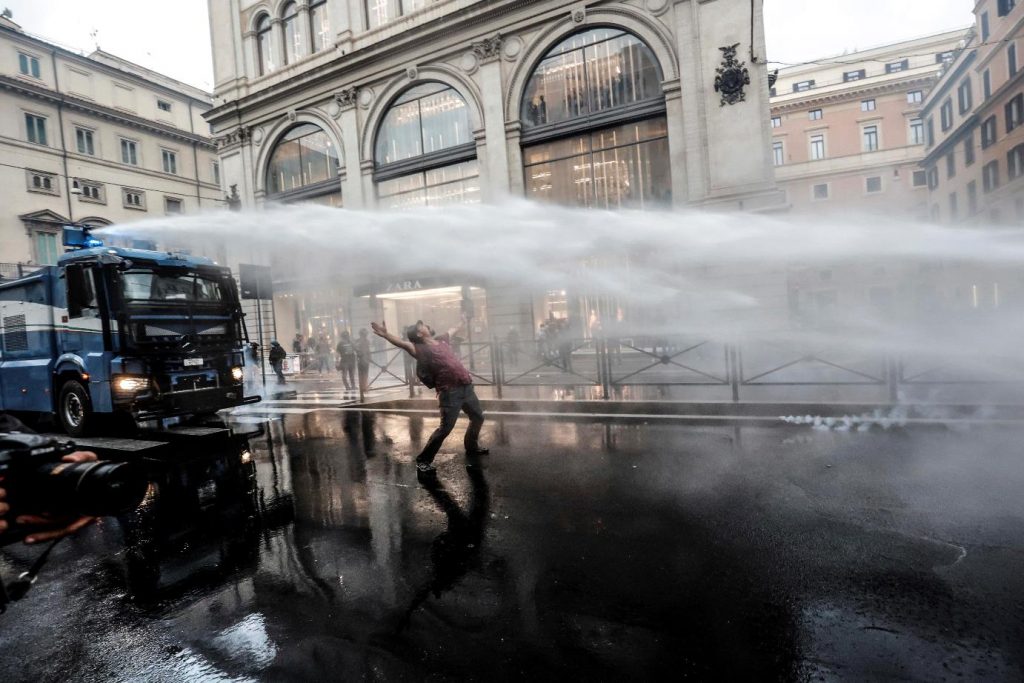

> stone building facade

[
  {"left": 206, "top": 0, "right": 782, "bottom": 344},
  {"left": 769, "top": 30, "right": 967, "bottom": 218},
  {"left": 0, "top": 14, "right": 223, "bottom": 277},
  {"left": 921, "top": 0, "right": 1024, "bottom": 225}
]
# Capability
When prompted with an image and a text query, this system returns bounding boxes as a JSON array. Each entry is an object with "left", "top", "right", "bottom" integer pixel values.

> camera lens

[{"left": 34, "top": 461, "right": 148, "bottom": 517}]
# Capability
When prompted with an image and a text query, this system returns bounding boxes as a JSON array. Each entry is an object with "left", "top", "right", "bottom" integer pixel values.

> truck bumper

[{"left": 122, "top": 386, "right": 261, "bottom": 421}]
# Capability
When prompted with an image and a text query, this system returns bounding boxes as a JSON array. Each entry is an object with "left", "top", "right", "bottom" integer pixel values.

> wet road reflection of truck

[
  {"left": 0, "top": 239, "right": 260, "bottom": 435},
  {"left": 119, "top": 435, "right": 294, "bottom": 602}
]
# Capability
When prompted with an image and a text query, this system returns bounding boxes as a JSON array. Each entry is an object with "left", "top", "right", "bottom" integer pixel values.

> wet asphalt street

[{"left": 1, "top": 409, "right": 1023, "bottom": 681}]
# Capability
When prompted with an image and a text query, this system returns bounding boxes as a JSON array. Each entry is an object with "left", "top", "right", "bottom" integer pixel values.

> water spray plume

[{"left": 98, "top": 200, "right": 1024, "bottom": 401}]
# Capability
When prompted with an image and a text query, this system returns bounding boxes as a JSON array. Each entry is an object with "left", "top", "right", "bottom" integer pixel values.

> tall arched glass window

[
  {"left": 520, "top": 28, "right": 670, "bottom": 209},
  {"left": 266, "top": 123, "right": 341, "bottom": 205},
  {"left": 310, "top": 0, "right": 330, "bottom": 53},
  {"left": 282, "top": 2, "right": 301, "bottom": 65},
  {"left": 374, "top": 83, "right": 479, "bottom": 209},
  {"left": 256, "top": 14, "right": 274, "bottom": 75},
  {"left": 366, "top": 0, "right": 428, "bottom": 30}
]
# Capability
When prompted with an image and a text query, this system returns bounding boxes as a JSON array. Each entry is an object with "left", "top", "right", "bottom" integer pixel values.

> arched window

[
  {"left": 366, "top": 0, "right": 428, "bottom": 30},
  {"left": 266, "top": 123, "right": 341, "bottom": 205},
  {"left": 256, "top": 14, "right": 274, "bottom": 75},
  {"left": 520, "top": 28, "right": 671, "bottom": 209},
  {"left": 374, "top": 83, "right": 479, "bottom": 209},
  {"left": 282, "top": 2, "right": 301, "bottom": 65},
  {"left": 309, "top": 0, "right": 330, "bottom": 53}
]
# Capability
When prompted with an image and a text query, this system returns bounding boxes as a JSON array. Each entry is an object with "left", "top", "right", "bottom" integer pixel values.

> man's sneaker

[
  {"left": 416, "top": 462, "right": 436, "bottom": 474},
  {"left": 466, "top": 447, "right": 489, "bottom": 456}
]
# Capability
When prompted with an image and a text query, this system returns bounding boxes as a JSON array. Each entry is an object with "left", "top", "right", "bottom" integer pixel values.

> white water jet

[{"left": 97, "top": 200, "right": 1024, "bottom": 403}]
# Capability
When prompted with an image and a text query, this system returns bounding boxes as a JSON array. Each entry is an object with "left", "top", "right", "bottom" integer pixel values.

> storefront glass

[
  {"left": 374, "top": 83, "right": 472, "bottom": 165},
  {"left": 377, "top": 159, "right": 480, "bottom": 209},
  {"left": 521, "top": 28, "right": 662, "bottom": 129},
  {"left": 524, "top": 117, "right": 670, "bottom": 208},
  {"left": 266, "top": 123, "right": 340, "bottom": 195},
  {"left": 520, "top": 28, "right": 669, "bottom": 209},
  {"left": 375, "top": 286, "right": 489, "bottom": 346}
]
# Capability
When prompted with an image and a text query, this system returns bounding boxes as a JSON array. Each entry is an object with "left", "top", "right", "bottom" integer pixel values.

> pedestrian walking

[
  {"left": 268, "top": 340, "right": 287, "bottom": 384},
  {"left": 371, "top": 317, "right": 488, "bottom": 475},
  {"left": 356, "top": 328, "right": 372, "bottom": 393},
  {"left": 336, "top": 330, "right": 357, "bottom": 391},
  {"left": 316, "top": 333, "right": 331, "bottom": 374}
]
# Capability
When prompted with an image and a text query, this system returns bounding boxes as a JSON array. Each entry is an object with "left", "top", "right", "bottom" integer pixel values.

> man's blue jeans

[{"left": 416, "top": 384, "right": 484, "bottom": 465}]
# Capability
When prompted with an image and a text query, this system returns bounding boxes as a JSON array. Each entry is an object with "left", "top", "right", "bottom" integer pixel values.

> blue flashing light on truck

[{"left": 0, "top": 226, "right": 260, "bottom": 436}]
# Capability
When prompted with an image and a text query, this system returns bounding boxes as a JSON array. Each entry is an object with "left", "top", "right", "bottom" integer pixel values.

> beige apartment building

[
  {"left": 0, "top": 13, "right": 223, "bottom": 276},
  {"left": 921, "top": 0, "right": 1024, "bottom": 225},
  {"left": 770, "top": 30, "right": 967, "bottom": 217},
  {"left": 206, "top": 0, "right": 784, "bottom": 344}
]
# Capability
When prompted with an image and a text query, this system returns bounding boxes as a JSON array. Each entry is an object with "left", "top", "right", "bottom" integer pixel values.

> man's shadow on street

[{"left": 394, "top": 466, "right": 490, "bottom": 633}]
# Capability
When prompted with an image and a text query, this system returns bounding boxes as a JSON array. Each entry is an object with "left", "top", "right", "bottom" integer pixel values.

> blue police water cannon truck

[{"left": 0, "top": 226, "right": 260, "bottom": 435}]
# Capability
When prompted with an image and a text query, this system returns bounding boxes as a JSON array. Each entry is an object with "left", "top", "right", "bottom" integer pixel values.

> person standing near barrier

[
  {"left": 371, "top": 317, "right": 488, "bottom": 475},
  {"left": 336, "top": 330, "right": 357, "bottom": 392},
  {"left": 268, "top": 340, "right": 287, "bottom": 384},
  {"left": 356, "top": 328, "right": 372, "bottom": 393}
]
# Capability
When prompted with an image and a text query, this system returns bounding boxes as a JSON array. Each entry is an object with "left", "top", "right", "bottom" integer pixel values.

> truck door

[{"left": 62, "top": 264, "right": 104, "bottom": 359}]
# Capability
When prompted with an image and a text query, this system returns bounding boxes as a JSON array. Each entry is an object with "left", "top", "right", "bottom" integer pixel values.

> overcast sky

[{"left": 4, "top": 0, "right": 975, "bottom": 91}]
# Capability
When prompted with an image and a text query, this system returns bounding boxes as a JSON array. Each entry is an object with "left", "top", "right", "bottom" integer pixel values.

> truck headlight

[
  {"left": 231, "top": 366, "right": 244, "bottom": 383},
  {"left": 113, "top": 375, "right": 149, "bottom": 394}
]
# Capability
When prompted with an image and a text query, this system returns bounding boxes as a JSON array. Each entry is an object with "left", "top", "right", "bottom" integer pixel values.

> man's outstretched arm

[
  {"left": 447, "top": 314, "right": 467, "bottom": 340},
  {"left": 370, "top": 322, "right": 417, "bottom": 356}
]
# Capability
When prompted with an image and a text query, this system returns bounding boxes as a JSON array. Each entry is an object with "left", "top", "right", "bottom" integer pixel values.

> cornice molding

[
  {"left": 0, "top": 25, "right": 212, "bottom": 105},
  {"left": 0, "top": 75, "right": 216, "bottom": 149},
  {"left": 771, "top": 75, "right": 938, "bottom": 114}
]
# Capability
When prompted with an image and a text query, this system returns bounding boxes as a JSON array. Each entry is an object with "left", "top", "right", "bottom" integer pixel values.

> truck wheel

[{"left": 58, "top": 380, "right": 93, "bottom": 437}]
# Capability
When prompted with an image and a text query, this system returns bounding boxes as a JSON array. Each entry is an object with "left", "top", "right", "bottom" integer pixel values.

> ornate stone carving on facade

[
  {"left": 571, "top": 7, "right": 586, "bottom": 24},
  {"left": 286, "top": 109, "right": 297, "bottom": 122},
  {"left": 358, "top": 87, "right": 374, "bottom": 110},
  {"left": 501, "top": 35, "right": 523, "bottom": 61},
  {"left": 215, "top": 126, "right": 251, "bottom": 149},
  {"left": 406, "top": 66, "right": 418, "bottom": 81},
  {"left": 643, "top": 0, "right": 670, "bottom": 15},
  {"left": 714, "top": 43, "right": 750, "bottom": 106},
  {"left": 459, "top": 51, "right": 479, "bottom": 74},
  {"left": 252, "top": 127, "right": 264, "bottom": 147},
  {"left": 334, "top": 87, "right": 358, "bottom": 109},
  {"left": 225, "top": 184, "right": 241, "bottom": 211},
  {"left": 471, "top": 34, "right": 503, "bottom": 63}
]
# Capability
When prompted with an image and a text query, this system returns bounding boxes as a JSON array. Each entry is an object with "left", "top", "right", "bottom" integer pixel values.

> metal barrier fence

[
  {"left": 360, "top": 335, "right": 1024, "bottom": 403},
  {"left": 0, "top": 263, "right": 42, "bottom": 281}
]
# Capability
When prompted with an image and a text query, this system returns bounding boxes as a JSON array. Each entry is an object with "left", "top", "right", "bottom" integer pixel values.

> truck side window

[{"left": 67, "top": 265, "right": 99, "bottom": 319}]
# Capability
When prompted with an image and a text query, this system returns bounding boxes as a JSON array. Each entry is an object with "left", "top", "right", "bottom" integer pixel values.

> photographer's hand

[{"left": 9, "top": 451, "right": 100, "bottom": 544}]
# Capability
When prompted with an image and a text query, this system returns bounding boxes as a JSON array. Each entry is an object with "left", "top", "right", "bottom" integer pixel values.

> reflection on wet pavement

[{"left": 1, "top": 412, "right": 1023, "bottom": 681}]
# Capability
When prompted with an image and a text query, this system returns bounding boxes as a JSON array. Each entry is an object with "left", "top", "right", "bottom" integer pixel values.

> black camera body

[{"left": 0, "top": 432, "right": 148, "bottom": 545}]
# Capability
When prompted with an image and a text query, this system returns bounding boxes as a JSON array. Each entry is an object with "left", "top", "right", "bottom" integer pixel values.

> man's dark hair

[{"left": 406, "top": 320, "right": 425, "bottom": 344}]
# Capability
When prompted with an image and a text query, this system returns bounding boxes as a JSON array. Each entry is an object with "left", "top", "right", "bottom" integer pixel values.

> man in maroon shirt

[{"left": 371, "top": 318, "right": 487, "bottom": 474}]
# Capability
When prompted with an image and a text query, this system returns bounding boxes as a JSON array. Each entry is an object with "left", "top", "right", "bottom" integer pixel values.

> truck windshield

[{"left": 122, "top": 270, "right": 225, "bottom": 303}]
